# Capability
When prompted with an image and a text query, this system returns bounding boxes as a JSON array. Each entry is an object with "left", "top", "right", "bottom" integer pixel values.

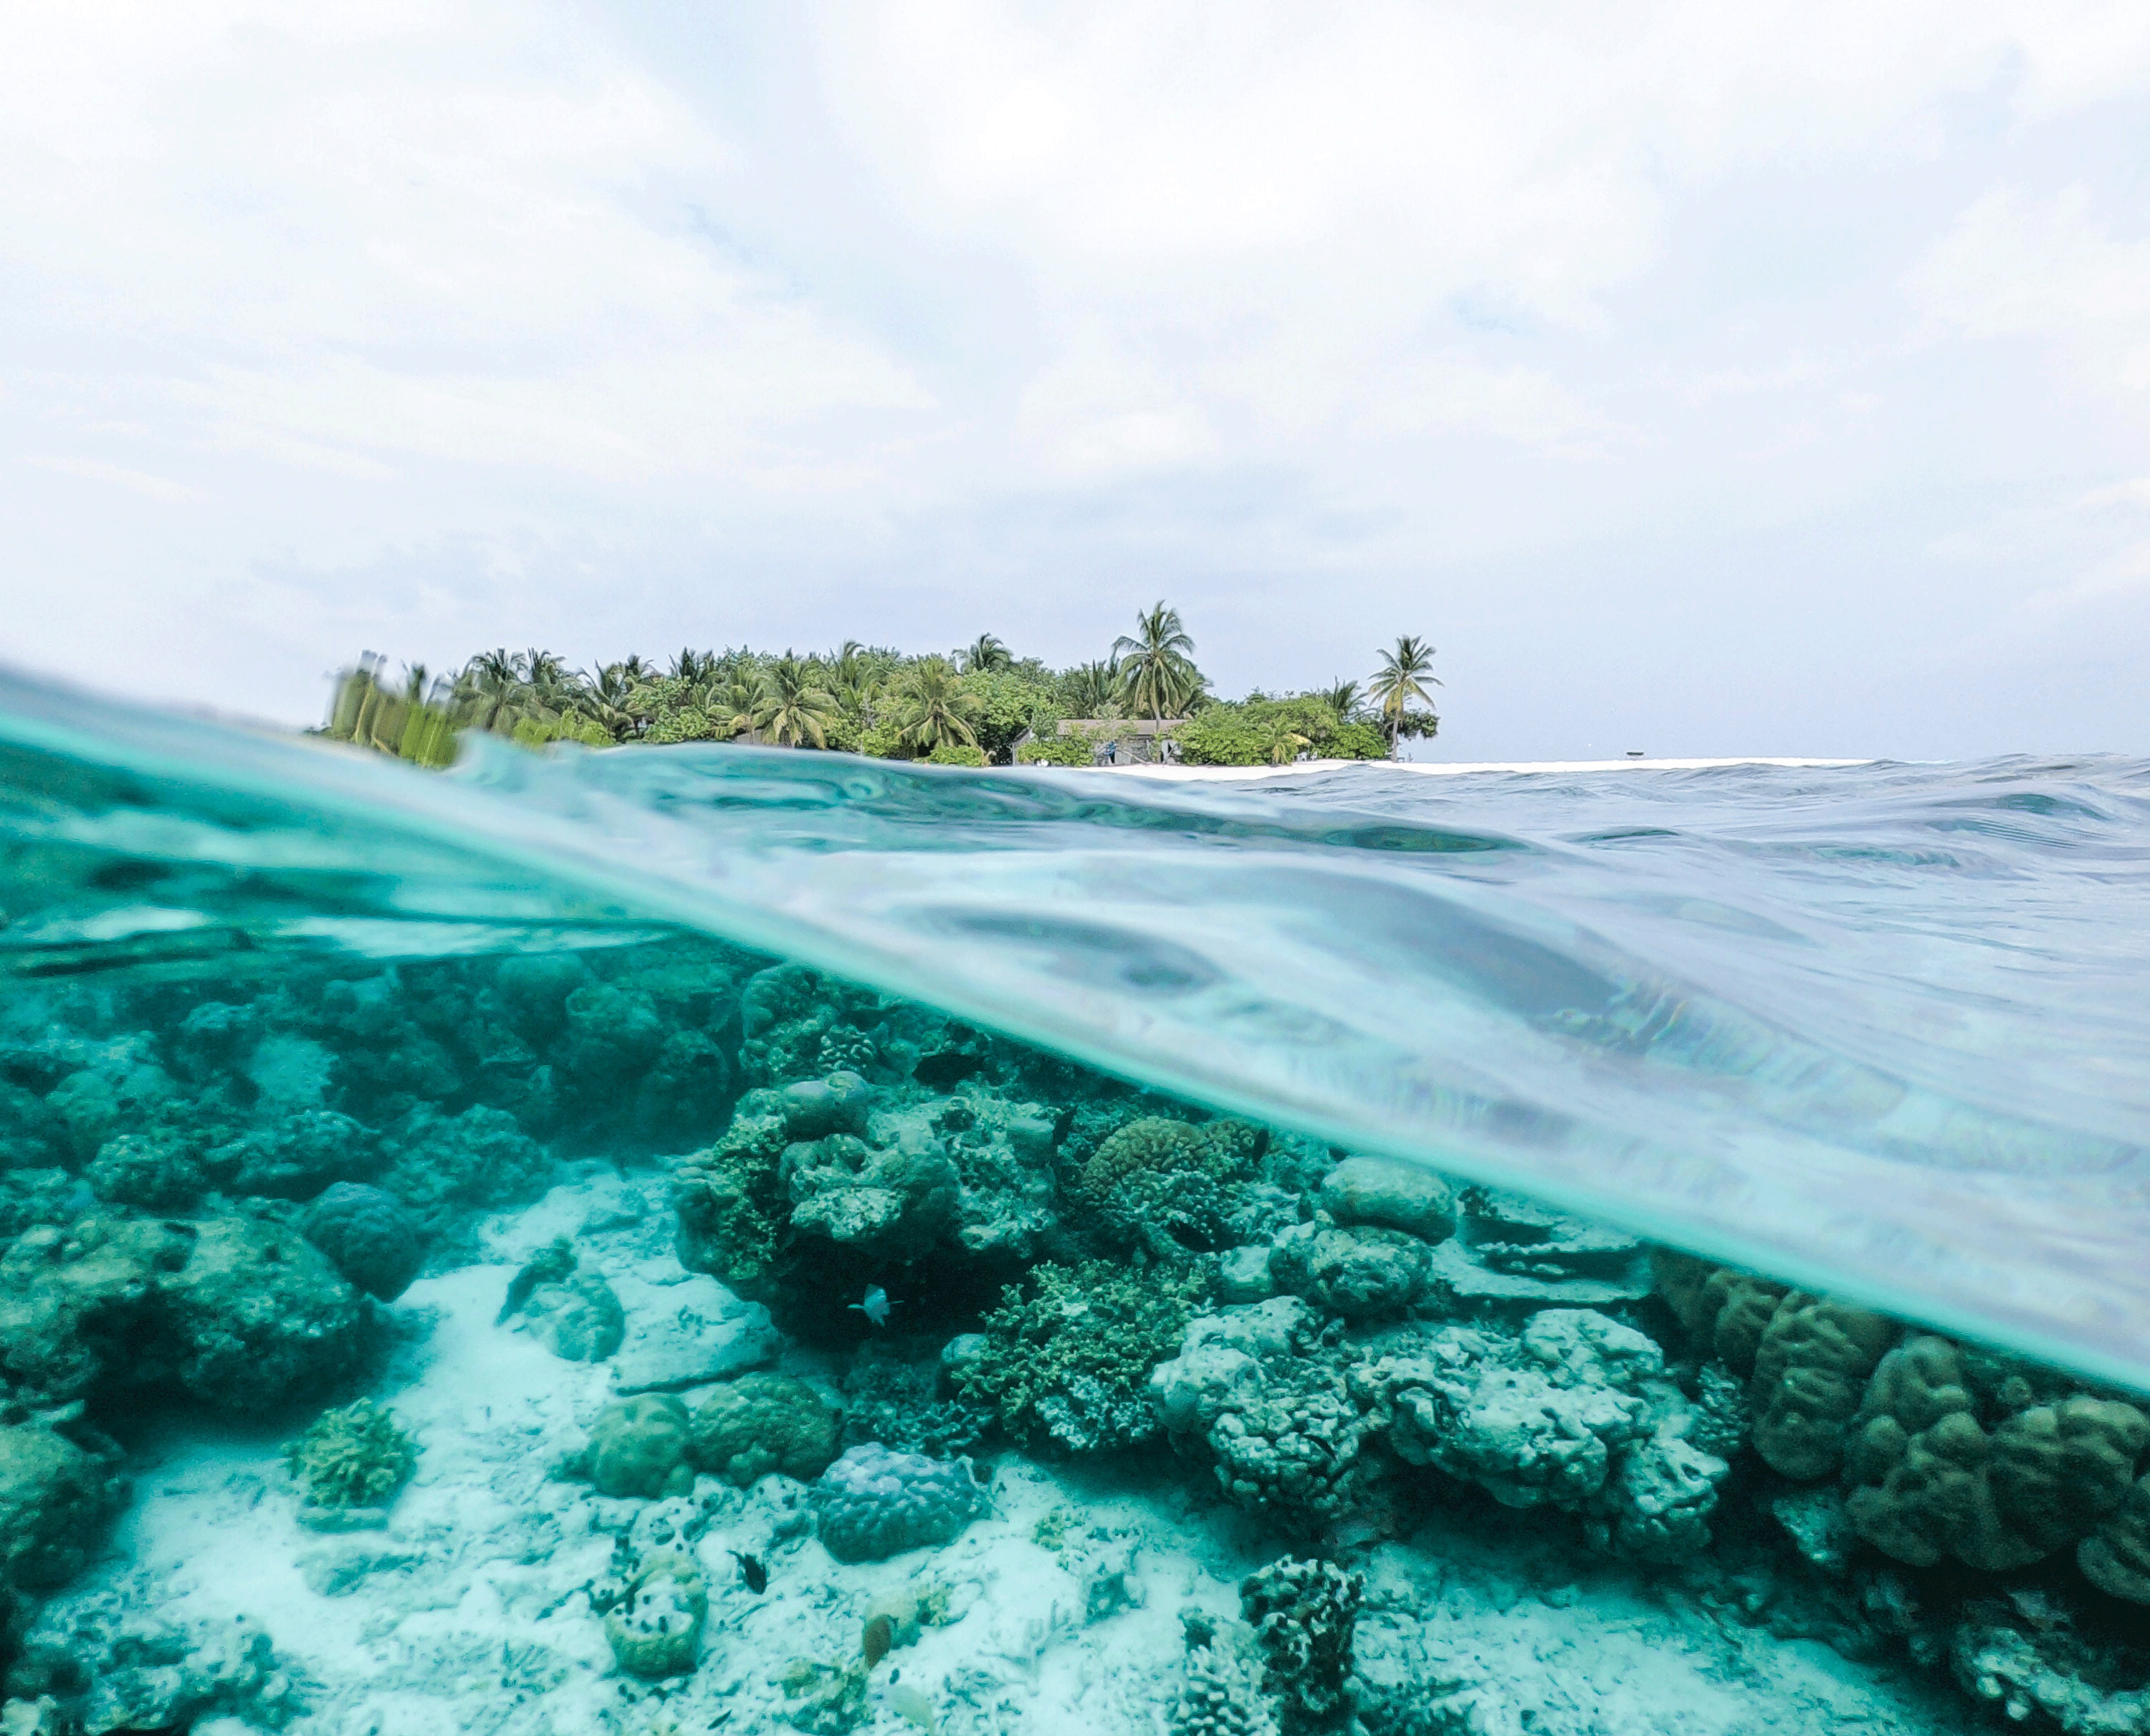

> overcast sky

[{"left": 2, "top": 3, "right": 2146, "bottom": 759}]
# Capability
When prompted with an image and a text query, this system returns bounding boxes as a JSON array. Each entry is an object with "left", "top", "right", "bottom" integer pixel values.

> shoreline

[{"left": 1071, "top": 755, "right": 1872, "bottom": 781}]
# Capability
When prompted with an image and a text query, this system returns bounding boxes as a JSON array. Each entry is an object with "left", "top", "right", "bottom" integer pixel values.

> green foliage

[
  {"left": 1177, "top": 697, "right": 1390, "bottom": 766},
  {"left": 927, "top": 742, "right": 988, "bottom": 767},
  {"left": 285, "top": 1398, "right": 417, "bottom": 1510},
  {"left": 1016, "top": 733, "right": 1096, "bottom": 767},
  {"left": 324, "top": 616, "right": 1438, "bottom": 772},
  {"left": 961, "top": 667, "right": 1059, "bottom": 761},
  {"left": 955, "top": 1260, "right": 1207, "bottom": 1454}
]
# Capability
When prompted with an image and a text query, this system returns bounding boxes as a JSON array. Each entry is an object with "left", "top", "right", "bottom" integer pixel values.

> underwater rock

[
  {"left": 0, "top": 1416, "right": 126, "bottom": 1593},
  {"left": 376, "top": 1103, "right": 553, "bottom": 1216},
  {"left": 205, "top": 1110, "right": 378, "bottom": 1202},
  {"left": 1652, "top": 1250, "right": 1790, "bottom": 1373},
  {"left": 496, "top": 1239, "right": 624, "bottom": 1361},
  {"left": 608, "top": 1262, "right": 778, "bottom": 1393},
  {"left": 811, "top": 1442, "right": 983, "bottom": 1563},
  {"left": 1951, "top": 1614, "right": 2150, "bottom": 1735},
  {"left": 0, "top": 1216, "right": 363, "bottom": 1413},
  {"left": 83, "top": 1132, "right": 205, "bottom": 1212},
  {"left": 1268, "top": 1221, "right": 1429, "bottom": 1320},
  {"left": 68, "top": 1613, "right": 302, "bottom": 1736},
  {"left": 1317, "top": 1157, "right": 1456, "bottom": 1245},
  {"left": 783, "top": 1133, "right": 960, "bottom": 1262},
  {"left": 301, "top": 1182, "right": 426, "bottom": 1301},
  {"left": 1459, "top": 1188, "right": 1643, "bottom": 1280},
  {"left": 285, "top": 1398, "right": 416, "bottom": 1520},
  {"left": 575, "top": 1395, "right": 696, "bottom": 1499},
  {"left": 689, "top": 1372, "right": 840, "bottom": 1486},
  {"left": 780, "top": 1658, "right": 870, "bottom": 1735},
  {"left": 1240, "top": 1557, "right": 1362, "bottom": 1735},
  {"left": 516, "top": 1272, "right": 625, "bottom": 1362},
  {"left": 602, "top": 1549, "right": 707, "bottom": 1679},
  {"left": 1154, "top": 1299, "right": 1375, "bottom": 1526},
  {"left": 1362, "top": 1308, "right": 1733, "bottom": 1560},
  {"left": 780, "top": 1072, "right": 876, "bottom": 1140}
]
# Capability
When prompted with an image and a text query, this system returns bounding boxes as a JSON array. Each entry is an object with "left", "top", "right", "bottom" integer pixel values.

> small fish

[
  {"left": 848, "top": 1284, "right": 894, "bottom": 1328},
  {"left": 885, "top": 1676, "right": 937, "bottom": 1735},
  {"left": 732, "top": 1551, "right": 767, "bottom": 1594},
  {"left": 862, "top": 1613, "right": 894, "bottom": 1669}
]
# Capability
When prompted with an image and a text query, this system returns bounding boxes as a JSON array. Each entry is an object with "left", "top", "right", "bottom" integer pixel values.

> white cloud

[
  {"left": 1908, "top": 185, "right": 2150, "bottom": 395},
  {"left": 0, "top": 0, "right": 2146, "bottom": 755}
]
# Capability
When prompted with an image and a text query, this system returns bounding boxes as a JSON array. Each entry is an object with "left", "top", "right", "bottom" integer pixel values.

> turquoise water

[
  {"left": 3, "top": 668, "right": 2149, "bottom": 1735},
  {"left": 6, "top": 673, "right": 2145, "bottom": 1386}
]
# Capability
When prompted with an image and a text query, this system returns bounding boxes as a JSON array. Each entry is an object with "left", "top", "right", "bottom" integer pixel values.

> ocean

[{"left": 0, "top": 669, "right": 2144, "bottom": 1735}]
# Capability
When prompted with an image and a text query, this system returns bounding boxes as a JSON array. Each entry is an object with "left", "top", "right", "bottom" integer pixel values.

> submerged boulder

[{"left": 0, "top": 1216, "right": 364, "bottom": 1414}]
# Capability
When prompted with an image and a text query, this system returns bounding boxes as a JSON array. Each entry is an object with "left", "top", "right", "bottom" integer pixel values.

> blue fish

[{"left": 849, "top": 1284, "right": 894, "bottom": 1328}]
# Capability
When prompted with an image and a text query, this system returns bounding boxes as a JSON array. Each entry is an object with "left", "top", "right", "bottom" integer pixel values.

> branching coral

[{"left": 285, "top": 1399, "right": 416, "bottom": 1512}]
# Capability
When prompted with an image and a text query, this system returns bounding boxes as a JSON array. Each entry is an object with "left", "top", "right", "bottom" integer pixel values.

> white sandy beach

[{"left": 1071, "top": 756, "right": 1869, "bottom": 781}]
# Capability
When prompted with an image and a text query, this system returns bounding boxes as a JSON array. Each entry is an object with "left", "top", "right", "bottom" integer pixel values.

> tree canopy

[{"left": 321, "top": 606, "right": 1445, "bottom": 771}]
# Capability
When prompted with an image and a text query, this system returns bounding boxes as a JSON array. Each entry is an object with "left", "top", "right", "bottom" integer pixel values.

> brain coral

[
  {"left": 302, "top": 1183, "right": 426, "bottom": 1301},
  {"left": 582, "top": 1395, "right": 697, "bottom": 1499},
  {"left": 1843, "top": 1335, "right": 2150, "bottom": 1574},
  {"left": 811, "top": 1443, "right": 983, "bottom": 1563},
  {"left": 1746, "top": 1292, "right": 1896, "bottom": 1479},
  {"left": 689, "top": 1373, "right": 840, "bottom": 1487}
]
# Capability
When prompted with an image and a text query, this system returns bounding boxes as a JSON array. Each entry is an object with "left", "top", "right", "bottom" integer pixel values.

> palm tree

[
  {"left": 1367, "top": 635, "right": 1442, "bottom": 750},
  {"left": 712, "top": 669, "right": 765, "bottom": 740},
  {"left": 1112, "top": 602, "right": 1203, "bottom": 724},
  {"left": 753, "top": 654, "right": 838, "bottom": 748},
  {"left": 669, "top": 647, "right": 720, "bottom": 685},
  {"left": 960, "top": 633, "right": 1013, "bottom": 674},
  {"left": 887, "top": 656, "right": 983, "bottom": 754},
  {"left": 1268, "top": 727, "right": 1313, "bottom": 766},
  {"left": 456, "top": 649, "right": 530, "bottom": 732},
  {"left": 1060, "top": 659, "right": 1122, "bottom": 718},
  {"left": 1321, "top": 679, "right": 1362, "bottom": 720}
]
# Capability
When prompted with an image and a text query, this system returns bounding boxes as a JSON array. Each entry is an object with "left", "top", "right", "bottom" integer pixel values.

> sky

[{"left": 1, "top": 2, "right": 2146, "bottom": 760}]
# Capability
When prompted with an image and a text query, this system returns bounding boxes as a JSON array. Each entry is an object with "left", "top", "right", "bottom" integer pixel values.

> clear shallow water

[{"left": 4, "top": 672, "right": 2145, "bottom": 1387}]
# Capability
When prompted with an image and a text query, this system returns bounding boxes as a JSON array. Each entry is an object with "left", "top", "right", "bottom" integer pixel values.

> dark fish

[
  {"left": 733, "top": 1551, "right": 767, "bottom": 1594},
  {"left": 863, "top": 1613, "right": 894, "bottom": 1669}
]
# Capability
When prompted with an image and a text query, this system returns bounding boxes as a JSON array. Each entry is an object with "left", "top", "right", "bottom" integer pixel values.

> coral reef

[
  {"left": 689, "top": 1372, "right": 840, "bottom": 1486},
  {"left": 285, "top": 1399, "right": 416, "bottom": 1515},
  {"left": 1174, "top": 1613, "right": 1280, "bottom": 1736},
  {"left": 957, "top": 1261, "right": 1207, "bottom": 1454},
  {"left": 811, "top": 1443, "right": 984, "bottom": 1563},
  {"left": 496, "top": 1239, "right": 624, "bottom": 1361},
  {"left": 1316, "top": 1157, "right": 1456, "bottom": 1245}
]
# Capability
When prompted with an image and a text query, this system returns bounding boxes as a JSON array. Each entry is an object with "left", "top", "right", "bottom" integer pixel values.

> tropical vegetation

[{"left": 321, "top": 611, "right": 1439, "bottom": 771}]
